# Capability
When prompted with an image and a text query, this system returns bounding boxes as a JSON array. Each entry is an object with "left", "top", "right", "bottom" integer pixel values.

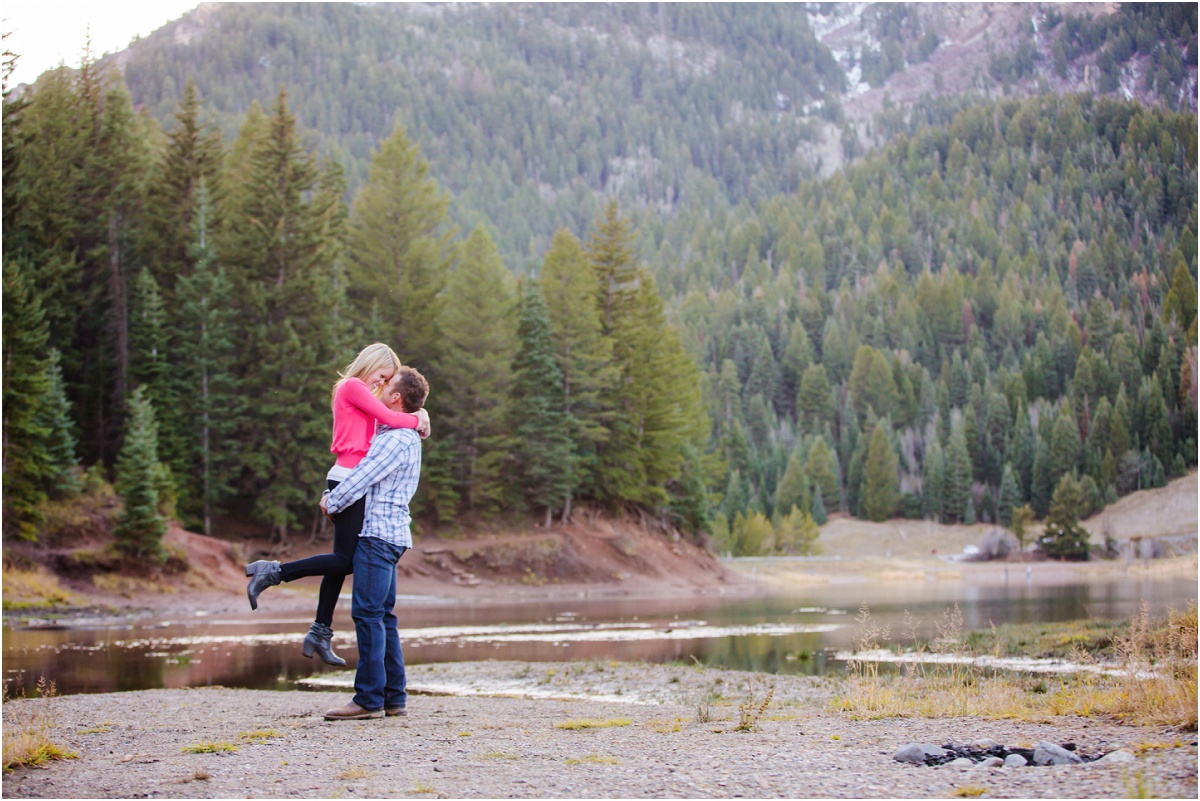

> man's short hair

[{"left": 389, "top": 366, "right": 429, "bottom": 413}]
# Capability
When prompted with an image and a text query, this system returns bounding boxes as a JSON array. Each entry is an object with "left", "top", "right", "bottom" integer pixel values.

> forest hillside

[{"left": 2, "top": 3, "right": 1196, "bottom": 562}]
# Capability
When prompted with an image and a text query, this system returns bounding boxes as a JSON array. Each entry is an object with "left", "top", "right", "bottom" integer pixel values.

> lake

[{"left": 3, "top": 566, "right": 1195, "bottom": 697}]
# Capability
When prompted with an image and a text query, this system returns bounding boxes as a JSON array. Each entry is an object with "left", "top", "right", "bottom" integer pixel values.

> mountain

[
  {"left": 4, "top": 2, "right": 1196, "bottom": 554},
  {"left": 101, "top": 2, "right": 1197, "bottom": 268}
]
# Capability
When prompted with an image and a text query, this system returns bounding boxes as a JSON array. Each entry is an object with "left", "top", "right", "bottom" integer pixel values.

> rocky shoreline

[{"left": 4, "top": 661, "right": 1195, "bottom": 799}]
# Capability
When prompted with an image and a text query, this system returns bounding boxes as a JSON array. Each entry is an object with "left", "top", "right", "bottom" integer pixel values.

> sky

[{"left": 3, "top": 0, "right": 201, "bottom": 86}]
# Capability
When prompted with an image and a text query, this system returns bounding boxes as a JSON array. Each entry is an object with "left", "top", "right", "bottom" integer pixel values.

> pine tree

[
  {"left": 587, "top": 198, "right": 639, "bottom": 332},
  {"left": 921, "top": 440, "right": 946, "bottom": 521},
  {"left": 797, "top": 362, "right": 834, "bottom": 433},
  {"left": 863, "top": 420, "right": 900, "bottom": 522},
  {"left": 113, "top": 387, "right": 168, "bottom": 563},
  {"left": 36, "top": 349, "right": 82, "bottom": 497},
  {"left": 129, "top": 269, "right": 173, "bottom": 435},
  {"left": 1042, "top": 473, "right": 1090, "bottom": 560},
  {"left": 440, "top": 225, "right": 518, "bottom": 513},
  {"left": 540, "top": 228, "right": 616, "bottom": 512},
  {"left": 511, "top": 281, "right": 573, "bottom": 525},
  {"left": 1031, "top": 433, "right": 1053, "bottom": 518},
  {"left": 143, "top": 80, "right": 224, "bottom": 293},
  {"left": 2, "top": 259, "right": 53, "bottom": 538},
  {"left": 944, "top": 420, "right": 972, "bottom": 523},
  {"left": 997, "top": 463, "right": 1022, "bottom": 527},
  {"left": 774, "top": 443, "right": 811, "bottom": 517},
  {"left": 1135, "top": 375, "right": 1173, "bottom": 470},
  {"left": 1047, "top": 405, "right": 1082, "bottom": 487},
  {"left": 810, "top": 483, "right": 829, "bottom": 525},
  {"left": 849, "top": 345, "right": 899, "bottom": 421},
  {"left": 346, "top": 118, "right": 452, "bottom": 369},
  {"left": 723, "top": 469, "right": 751, "bottom": 520},
  {"left": 805, "top": 435, "right": 840, "bottom": 513},
  {"left": 221, "top": 89, "right": 344, "bottom": 542},
  {"left": 173, "top": 184, "right": 241, "bottom": 535}
]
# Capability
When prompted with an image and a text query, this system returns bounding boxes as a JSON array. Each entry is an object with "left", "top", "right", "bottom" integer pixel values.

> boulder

[
  {"left": 1033, "top": 741, "right": 1083, "bottom": 766},
  {"left": 1093, "top": 749, "right": 1136, "bottom": 765}
]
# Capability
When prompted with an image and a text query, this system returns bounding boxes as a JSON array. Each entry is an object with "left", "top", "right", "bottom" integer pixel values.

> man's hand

[
  {"left": 320, "top": 491, "right": 331, "bottom": 517},
  {"left": 415, "top": 408, "right": 431, "bottom": 440}
]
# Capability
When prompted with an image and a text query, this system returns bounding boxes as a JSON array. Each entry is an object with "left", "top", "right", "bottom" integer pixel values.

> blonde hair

[{"left": 333, "top": 343, "right": 401, "bottom": 403}]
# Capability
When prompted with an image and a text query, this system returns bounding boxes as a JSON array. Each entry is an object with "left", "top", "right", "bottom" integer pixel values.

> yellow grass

[
  {"left": 555, "top": 717, "right": 633, "bottom": 730},
  {"left": 565, "top": 754, "right": 619, "bottom": 765},
  {"left": 1, "top": 567, "right": 75, "bottom": 609},
  {"left": 834, "top": 603, "right": 1197, "bottom": 727},
  {"left": 182, "top": 740, "right": 239, "bottom": 754},
  {"left": 237, "top": 729, "right": 282, "bottom": 744},
  {"left": 2, "top": 678, "right": 78, "bottom": 773}
]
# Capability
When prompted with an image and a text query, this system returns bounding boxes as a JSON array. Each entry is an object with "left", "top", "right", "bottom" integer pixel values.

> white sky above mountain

[{"left": 3, "top": 1, "right": 200, "bottom": 86}]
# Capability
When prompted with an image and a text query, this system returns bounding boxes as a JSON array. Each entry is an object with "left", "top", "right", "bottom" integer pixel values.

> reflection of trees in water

[
  {"left": 702, "top": 633, "right": 833, "bottom": 677},
  {"left": 5, "top": 579, "right": 1193, "bottom": 694}
]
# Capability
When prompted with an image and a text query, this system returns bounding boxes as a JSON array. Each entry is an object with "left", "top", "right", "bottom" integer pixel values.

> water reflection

[{"left": 3, "top": 574, "right": 1194, "bottom": 697}]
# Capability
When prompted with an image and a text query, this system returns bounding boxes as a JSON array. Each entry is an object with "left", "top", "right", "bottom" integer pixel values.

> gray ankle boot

[
  {"left": 245, "top": 560, "right": 281, "bottom": 610},
  {"left": 302, "top": 622, "right": 346, "bottom": 667}
]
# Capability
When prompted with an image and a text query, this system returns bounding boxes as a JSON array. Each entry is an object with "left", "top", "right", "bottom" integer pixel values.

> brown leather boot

[{"left": 324, "top": 701, "right": 383, "bottom": 721}]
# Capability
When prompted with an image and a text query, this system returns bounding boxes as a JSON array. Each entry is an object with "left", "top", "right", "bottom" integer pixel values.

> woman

[{"left": 244, "top": 343, "right": 430, "bottom": 666}]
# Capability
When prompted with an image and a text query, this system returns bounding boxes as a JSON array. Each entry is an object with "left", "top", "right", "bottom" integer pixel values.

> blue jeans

[{"left": 350, "top": 536, "right": 407, "bottom": 712}]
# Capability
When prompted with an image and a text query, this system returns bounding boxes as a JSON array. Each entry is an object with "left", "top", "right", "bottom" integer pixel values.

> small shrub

[
  {"left": 733, "top": 682, "right": 774, "bottom": 732},
  {"left": 2, "top": 677, "right": 78, "bottom": 773}
]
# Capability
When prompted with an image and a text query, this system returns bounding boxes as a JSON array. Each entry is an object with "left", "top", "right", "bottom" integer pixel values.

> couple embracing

[{"left": 245, "top": 343, "right": 429, "bottom": 721}]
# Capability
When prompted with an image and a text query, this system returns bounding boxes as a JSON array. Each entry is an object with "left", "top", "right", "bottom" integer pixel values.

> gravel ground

[{"left": 4, "top": 662, "right": 1196, "bottom": 799}]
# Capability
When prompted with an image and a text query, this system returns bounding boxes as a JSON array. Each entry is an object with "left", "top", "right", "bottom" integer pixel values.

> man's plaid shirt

[{"left": 325, "top": 425, "right": 422, "bottom": 550}]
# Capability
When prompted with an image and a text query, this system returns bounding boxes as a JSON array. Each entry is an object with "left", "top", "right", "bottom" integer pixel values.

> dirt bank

[
  {"left": 3, "top": 661, "right": 1195, "bottom": 799},
  {"left": 4, "top": 475, "right": 1194, "bottom": 618}
]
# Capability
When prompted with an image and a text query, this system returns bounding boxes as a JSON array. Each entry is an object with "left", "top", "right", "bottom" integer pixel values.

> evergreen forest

[{"left": 2, "top": 3, "right": 1197, "bottom": 559}]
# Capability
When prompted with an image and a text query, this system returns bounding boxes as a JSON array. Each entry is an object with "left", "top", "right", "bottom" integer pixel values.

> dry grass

[
  {"left": 555, "top": 717, "right": 633, "bottom": 730},
  {"left": 237, "top": 729, "right": 282, "bottom": 744},
  {"left": 337, "top": 765, "right": 371, "bottom": 780},
  {"left": 732, "top": 682, "right": 775, "bottom": 732},
  {"left": 1, "top": 567, "right": 75, "bottom": 609},
  {"left": 565, "top": 754, "right": 620, "bottom": 765},
  {"left": 834, "top": 603, "right": 1197, "bottom": 727},
  {"left": 182, "top": 740, "right": 239, "bottom": 754},
  {"left": 2, "top": 678, "right": 79, "bottom": 773}
]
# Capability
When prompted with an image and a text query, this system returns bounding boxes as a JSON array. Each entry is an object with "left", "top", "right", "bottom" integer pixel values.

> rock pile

[{"left": 893, "top": 739, "right": 1137, "bottom": 768}]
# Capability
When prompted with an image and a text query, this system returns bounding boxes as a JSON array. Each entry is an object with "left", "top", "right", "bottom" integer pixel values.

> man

[{"left": 319, "top": 365, "right": 428, "bottom": 721}]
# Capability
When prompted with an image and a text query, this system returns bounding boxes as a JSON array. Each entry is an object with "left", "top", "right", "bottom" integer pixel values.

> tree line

[
  {"left": 625, "top": 92, "right": 1196, "bottom": 556},
  {"left": 2, "top": 58, "right": 706, "bottom": 556}
]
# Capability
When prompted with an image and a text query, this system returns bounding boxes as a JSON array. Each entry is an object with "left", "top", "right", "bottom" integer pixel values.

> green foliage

[
  {"left": 113, "top": 387, "right": 169, "bottom": 563},
  {"left": 1040, "top": 473, "right": 1091, "bottom": 560},
  {"left": 36, "top": 349, "right": 82, "bottom": 498},
  {"left": 2, "top": 259, "right": 53, "bottom": 539},
  {"left": 774, "top": 444, "right": 811, "bottom": 518},
  {"left": 1010, "top": 504, "right": 1035, "bottom": 553},
  {"left": 775, "top": 506, "right": 821, "bottom": 556},
  {"left": 511, "top": 281, "right": 573, "bottom": 524},
  {"left": 4, "top": 12, "right": 1197, "bottom": 547},
  {"left": 863, "top": 420, "right": 900, "bottom": 522},
  {"left": 440, "top": 226, "right": 518, "bottom": 514}
]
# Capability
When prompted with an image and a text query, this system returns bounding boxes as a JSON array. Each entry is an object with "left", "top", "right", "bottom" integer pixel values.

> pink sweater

[{"left": 330, "top": 377, "right": 421, "bottom": 468}]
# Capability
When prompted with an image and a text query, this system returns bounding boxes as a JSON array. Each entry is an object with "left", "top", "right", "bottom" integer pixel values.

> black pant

[{"left": 278, "top": 479, "right": 364, "bottom": 626}]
